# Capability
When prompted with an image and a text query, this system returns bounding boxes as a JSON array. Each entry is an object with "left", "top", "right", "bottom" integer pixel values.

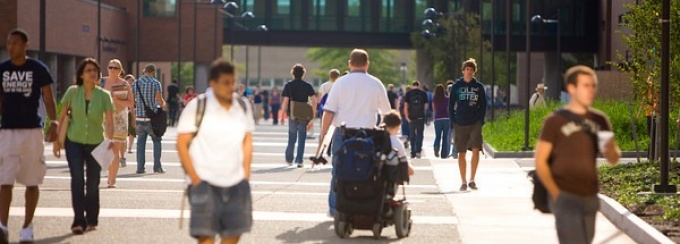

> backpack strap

[
  {"left": 235, "top": 94, "right": 247, "bottom": 114},
  {"left": 193, "top": 94, "right": 208, "bottom": 137}
]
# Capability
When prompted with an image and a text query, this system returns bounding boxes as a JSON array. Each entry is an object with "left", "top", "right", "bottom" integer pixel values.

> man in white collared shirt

[
  {"left": 319, "top": 49, "right": 392, "bottom": 217},
  {"left": 176, "top": 60, "right": 254, "bottom": 244}
]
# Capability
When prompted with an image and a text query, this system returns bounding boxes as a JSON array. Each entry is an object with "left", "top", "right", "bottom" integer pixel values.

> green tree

[
  {"left": 614, "top": 1, "right": 680, "bottom": 108},
  {"left": 411, "top": 13, "right": 515, "bottom": 88},
  {"left": 171, "top": 62, "right": 194, "bottom": 90},
  {"left": 306, "top": 48, "right": 402, "bottom": 85}
]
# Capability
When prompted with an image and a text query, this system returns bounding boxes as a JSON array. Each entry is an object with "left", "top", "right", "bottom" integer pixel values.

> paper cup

[{"left": 597, "top": 131, "right": 614, "bottom": 152}]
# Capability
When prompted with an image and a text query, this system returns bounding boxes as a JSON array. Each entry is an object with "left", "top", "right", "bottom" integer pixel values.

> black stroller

[{"left": 332, "top": 126, "right": 413, "bottom": 239}]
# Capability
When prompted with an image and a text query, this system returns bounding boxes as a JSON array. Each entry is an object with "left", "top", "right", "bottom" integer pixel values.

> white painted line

[
  {"left": 45, "top": 161, "right": 433, "bottom": 171},
  {"left": 18, "top": 187, "right": 443, "bottom": 199},
  {"left": 41, "top": 176, "right": 438, "bottom": 189},
  {"left": 8, "top": 207, "right": 457, "bottom": 224}
]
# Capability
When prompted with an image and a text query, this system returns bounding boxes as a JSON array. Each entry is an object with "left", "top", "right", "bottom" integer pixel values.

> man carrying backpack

[
  {"left": 403, "top": 81, "right": 428, "bottom": 159},
  {"left": 176, "top": 60, "right": 254, "bottom": 244},
  {"left": 534, "top": 66, "right": 620, "bottom": 244}
]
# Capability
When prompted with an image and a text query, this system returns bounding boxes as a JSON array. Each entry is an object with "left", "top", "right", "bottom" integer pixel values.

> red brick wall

[{"left": 0, "top": 0, "right": 18, "bottom": 46}]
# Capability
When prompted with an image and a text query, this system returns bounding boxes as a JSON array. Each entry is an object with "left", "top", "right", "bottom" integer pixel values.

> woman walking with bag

[
  {"left": 53, "top": 58, "right": 114, "bottom": 234},
  {"left": 102, "top": 59, "right": 135, "bottom": 187}
]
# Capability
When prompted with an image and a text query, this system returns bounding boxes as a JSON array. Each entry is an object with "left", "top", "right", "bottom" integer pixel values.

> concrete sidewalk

[{"left": 418, "top": 123, "right": 636, "bottom": 244}]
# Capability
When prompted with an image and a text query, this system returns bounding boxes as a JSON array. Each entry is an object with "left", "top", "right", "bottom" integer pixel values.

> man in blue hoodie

[{"left": 449, "top": 58, "right": 487, "bottom": 191}]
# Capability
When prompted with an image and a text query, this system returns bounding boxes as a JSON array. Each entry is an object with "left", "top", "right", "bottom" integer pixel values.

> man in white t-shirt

[
  {"left": 176, "top": 60, "right": 255, "bottom": 244},
  {"left": 319, "top": 69, "right": 339, "bottom": 99},
  {"left": 319, "top": 49, "right": 392, "bottom": 216}
]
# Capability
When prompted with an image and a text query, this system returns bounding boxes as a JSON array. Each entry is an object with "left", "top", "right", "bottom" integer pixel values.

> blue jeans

[
  {"left": 65, "top": 139, "right": 101, "bottom": 228},
  {"left": 328, "top": 129, "right": 344, "bottom": 215},
  {"left": 271, "top": 104, "right": 280, "bottom": 125},
  {"left": 433, "top": 119, "right": 451, "bottom": 158},
  {"left": 400, "top": 114, "right": 410, "bottom": 139},
  {"left": 409, "top": 118, "right": 425, "bottom": 155},
  {"left": 285, "top": 119, "right": 308, "bottom": 164},
  {"left": 136, "top": 121, "right": 163, "bottom": 172}
]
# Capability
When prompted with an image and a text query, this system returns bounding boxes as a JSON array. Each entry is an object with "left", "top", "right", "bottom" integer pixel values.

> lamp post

[
  {"left": 177, "top": 0, "right": 183, "bottom": 86},
  {"left": 505, "top": 0, "right": 511, "bottom": 116},
  {"left": 97, "top": 0, "right": 101, "bottom": 64},
  {"left": 522, "top": 0, "right": 531, "bottom": 151},
  {"left": 490, "top": 0, "right": 495, "bottom": 120},
  {"left": 532, "top": 11, "right": 561, "bottom": 101},
  {"left": 400, "top": 62, "right": 407, "bottom": 87},
  {"left": 655, "top": 0, "right": 676, "bottom": 194}
]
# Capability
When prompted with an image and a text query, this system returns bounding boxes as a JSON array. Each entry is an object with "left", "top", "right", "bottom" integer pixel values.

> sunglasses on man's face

[{"left": 108, "top": 66, "right": 121, "bottom": 70}]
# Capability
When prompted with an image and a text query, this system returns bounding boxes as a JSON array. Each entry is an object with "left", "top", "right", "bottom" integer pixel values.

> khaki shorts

[
  {"left": 453, "top": 122, "right": 483, "bottom": 153},
  {"left": 0, "top": 129, "right": 47, "bottom": 186}
]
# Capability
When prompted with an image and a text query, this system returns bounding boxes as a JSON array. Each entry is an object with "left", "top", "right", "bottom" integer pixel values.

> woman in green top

[{"left": 52, "top": 58, "right": 114, "bottom": 234}]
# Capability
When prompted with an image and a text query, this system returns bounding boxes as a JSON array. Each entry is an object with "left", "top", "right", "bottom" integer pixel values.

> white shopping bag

[{"left": 92, "top": 139, "right": 114, "bottom": 170}]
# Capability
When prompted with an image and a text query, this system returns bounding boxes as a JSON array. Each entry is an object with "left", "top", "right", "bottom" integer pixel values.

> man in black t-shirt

[
  {"left": 166, "top": 79, "right": 180, "bottom": 126},
  {"left": 0, "top": 29, "right": 58, "bottom": 243},
  {"left": 387, "top": 84, "right": 398, "bottom": 109},
  {"left": 280, "top": 64, "right": 317, "bottom": 168},
  {"left": 404, "top": 81, "right": 428, "bottom": 159}
]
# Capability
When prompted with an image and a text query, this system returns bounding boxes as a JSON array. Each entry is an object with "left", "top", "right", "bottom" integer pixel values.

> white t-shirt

[
  {"left": 176, "top": 90, "right": 255, "bottom": 187},
  {"left": 319, "top": 81, "right": 334, "bottom": 98},
  {"left": 387, "top": 134, "right": 408, "bottom": 166},
  {"left": 323, "top": 72, "right": 391, "bottom": 128}
]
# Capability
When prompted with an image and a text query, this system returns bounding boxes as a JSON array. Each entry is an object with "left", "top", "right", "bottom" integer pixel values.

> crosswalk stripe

[
  {"left": 44, "top": 161, "right": 434, "bottom": 171},
  {"left": 14, "top": 187, "right": 444, "bottom": 199},
  {"left": 41, "top": 176, "right": 439, "bottom": 189},
  {"left": 8, "top": 207, "right": 458, "bottom": 224}
]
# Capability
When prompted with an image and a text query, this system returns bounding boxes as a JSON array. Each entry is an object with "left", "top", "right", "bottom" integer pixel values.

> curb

[
  {"left": 484, "top": 143, "right": 678, "bottom": 159},
  {"left": 598, "top": 194, "right": 675, "bottom": 244}
]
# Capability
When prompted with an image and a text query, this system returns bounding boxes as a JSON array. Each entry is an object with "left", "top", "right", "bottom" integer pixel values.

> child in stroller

[{"left": 333, "top": 110, "right": 415, "bottom": 239}]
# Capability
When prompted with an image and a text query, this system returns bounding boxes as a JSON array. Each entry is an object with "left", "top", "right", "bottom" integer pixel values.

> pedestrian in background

[
  {"left": 404, "top": 81, "right": 428, "bottom": 159},
  {"left": 132, "top": 64, "right": 166, "bottom": 174},
  {"left": 182, "top": 86, "right": 198, "bottom": 108},
  {"left": 449, "top": 58, "right": 486, "bottom": 191},
  {"left": 0, "top": 29, "right": 59, "bottom": 243},
  {"left": 534, "top": 65, "right": 620, "bottom": 244},
  {"left": 281, "top": 64, "right": 317, "bottom": 168},
  {"left": 432, "top": 84, "right": 450, "bottom": 159},
  {"left": 102, "top": 59, "right": 135, "bottom": 187},
  {"left": 53, "top": 58, "right": 114, "bottom": 234},
  {"left": 124, "top": 75, "right": 137, "bottom": 154},
  {"left": 270, "top": 87, "right": 281, "bottom": 125},
  {"left": 166, "top": 79, "right": 180, "bottom": 127},
  {"left": 177, "top": 60, "right": 254, "bottom": 244}
]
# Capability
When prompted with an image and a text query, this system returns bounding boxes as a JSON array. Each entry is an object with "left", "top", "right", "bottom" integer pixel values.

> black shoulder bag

[
  {"left": 530, "top": 109, "right": 599, "bottom": 213},
  {"left": 135, "top": 82, "right": 168, "bottom": 137}
]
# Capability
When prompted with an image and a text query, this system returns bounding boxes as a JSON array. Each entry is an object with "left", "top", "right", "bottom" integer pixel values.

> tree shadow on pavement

[
  {"left": 29, "top": 233, "right": 72, "bottom": 244},
  {"left": 275, "top": 221, "right": 405, "bottom": 244}
]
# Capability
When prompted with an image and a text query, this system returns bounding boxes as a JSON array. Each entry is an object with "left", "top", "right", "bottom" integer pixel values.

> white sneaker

[
  {"left": 0, "top": 223, "right": 8, "bottom": 243},
  {"left": 19, "top": 224, "right": 33, "bottom": 243}
]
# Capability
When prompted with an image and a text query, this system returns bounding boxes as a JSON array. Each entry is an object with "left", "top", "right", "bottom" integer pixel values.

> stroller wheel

[
  {"left": 372, "top": 223, "right": 382, "bottom": 239},
  {"left": 394, "top": 203, "right": 412, "bottom": 238},
  {"left": 334, "top": 212, "right": 351, "bottom": 238}
]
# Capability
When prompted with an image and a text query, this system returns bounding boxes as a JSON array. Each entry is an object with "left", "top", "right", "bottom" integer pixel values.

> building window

[
  {"left": 143, "top": 0, "right": 176, "bottom": 18},
  {"left": 347, "top": 0, "right": 360, "bottom": 16},
  {"left": 277, "top": 0, "right": 290, "bottom": 14}
]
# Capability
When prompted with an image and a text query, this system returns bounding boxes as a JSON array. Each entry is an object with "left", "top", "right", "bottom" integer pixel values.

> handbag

[
  {"left": 135, "top": 81, "right": 168, "bottom": 137},
  {"left": 290, "top": 101, "right": 313, "bottom": 122}
]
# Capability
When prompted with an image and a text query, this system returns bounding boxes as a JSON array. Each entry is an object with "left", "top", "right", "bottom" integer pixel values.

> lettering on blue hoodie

[{"left": 448, "top": 77, "right": 487, "bottom": 126}]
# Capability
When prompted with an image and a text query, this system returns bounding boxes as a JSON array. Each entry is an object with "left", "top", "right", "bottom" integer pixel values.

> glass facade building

[{"left": 226, "top": 0, "right": 598, "bottom": 51}]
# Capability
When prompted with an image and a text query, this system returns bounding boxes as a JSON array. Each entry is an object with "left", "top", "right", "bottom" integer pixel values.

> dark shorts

[
  {"left": 189, "top": 180, "right": 252, "bottom": 239},
  {"left": 453, "top": 122, "right": 483, "bottom": 153}
]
